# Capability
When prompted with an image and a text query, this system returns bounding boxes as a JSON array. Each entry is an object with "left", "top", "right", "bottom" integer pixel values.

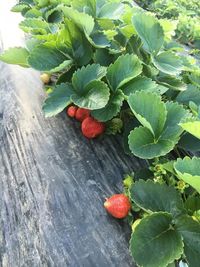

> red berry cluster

[{"left": 67, "top": 106, "right": 105, "bottom": 139}]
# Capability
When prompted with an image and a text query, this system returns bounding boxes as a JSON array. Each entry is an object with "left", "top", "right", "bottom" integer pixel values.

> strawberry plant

[
  {"left": 125, "top": 157, "right": 200, "bottom": 267},
  {"left": 1, "top": 0, "right": 200, "bottom": 266},
  {"left": 137, "top": 0, "right": 200, "bottom": 48}
]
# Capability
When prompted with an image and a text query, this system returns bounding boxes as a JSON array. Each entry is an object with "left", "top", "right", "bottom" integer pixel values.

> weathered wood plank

[{"left": 0, "top": 2, "right": 145, "bottom": 267}]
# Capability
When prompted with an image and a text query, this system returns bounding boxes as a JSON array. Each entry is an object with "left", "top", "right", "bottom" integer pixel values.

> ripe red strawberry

[
  {"left": 81, "top": 117, "right": 105, "bottom": 138},
  {"left": 67, "top": 106, "right": 78, "bottom": 118},
  {"left": 75, "top": 108, "right": 90, "bottom": 122},
  {"left": 104, "top": 194, "right": 131, "bottom": 219}
]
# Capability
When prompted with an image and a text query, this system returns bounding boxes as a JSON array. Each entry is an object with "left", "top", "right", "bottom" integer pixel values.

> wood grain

[{"left": 0, "top": 2, "right": 145, "bottom": 267}]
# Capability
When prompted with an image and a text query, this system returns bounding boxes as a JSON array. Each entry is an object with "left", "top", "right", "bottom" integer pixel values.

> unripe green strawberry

[
  {"left": 106, "top": 118, "right": 123, "bottom": 135},
  {"left": 75, "top": 108, "right": 90, "bottom": 122},
  {"left": 67, "top": 106, "right": 78, "bottom": 118},
  {"left": 40, "top": 73, "right": 51, "bottom": 84},
  {"left": 104, "top": 194, "right": 131, "bottom": 219},
  {"left": 81, "top": 117, "right": 105, "bottom": 138},
  {"left": 123, "top": 175, "right": 133, "bottom": 189}
]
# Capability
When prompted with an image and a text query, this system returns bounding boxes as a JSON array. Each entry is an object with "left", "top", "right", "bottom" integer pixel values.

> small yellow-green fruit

[
  {"left": 123, "top": 175, "right": 133, "bottom": 189},
  {"left": 40, "top": 73, "right": 51, "bottom": 84},
  {"left": 177, "top": 180, "right": 187, "bottom": 191}
]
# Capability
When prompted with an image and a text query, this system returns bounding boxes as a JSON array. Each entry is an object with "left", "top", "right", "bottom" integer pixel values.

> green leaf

[
  {"left": 132, "top": 13, "right": 164, "bottom": 54},
  {"left": 182, "top": 55, "right": 197, "bottom": 72},
  {"left": 24, "top": 9, "right": 42, "bottom": 18},
  {"left": 189, "top": 72, "right": 200, "bottom": 88},
  {"left": 28, "top": 44, "right": 72, "bottom": 72},
  {"left": 178, "top": 133, "right": 200, "bottom": 152},
  {"left": 25, "top": 38, "right": 42, "bottom": 52},
  {"left": 97, "top": 2, "right": 124, "bottom": 20},
  {"left": 44, "top": 7, "right": 63, "bottom": 23},
  {"left": 0, "top": 47, "right": 30, "bottom": 67},
  {"left": 88, "top": 30, "right": 110, "bottom": 48},
  {"left": 176, "top": 85, "right": 200, "bottom": 105},
  {"left": 189, "top": 101, "right": 198, "bottom": 116},
  {"left": 128, "top": 100, "right": 187, "bottom": 159},
  {"left": 91, "top": 90, "right": 124, "bottom": 122},
  {"left": 62, "top": 7, "right": 94, "bottom": 36},
  {"left": 119, "top": 24, "right": 135, "bottom": 39},
  {"left": 35, "top": 33, "right": 57, "bottom": 42},
  {"left": 20, "top": 0, "right": 34, "bottom": 3},
  {"left": 96, "top": 18, "right": 115, "bottom": 31},
  {"left": 174, "top": 157, "right": 200, "bottom": 194},
  {"left": 161, "top": 101, "right": 189, "bottom": 142},
  {"left": 162, "top": 161, "right": 176, "bottom": 175},
  {"left": 128, "top": 91, "right": 167, "bottom": 137},
  {"left": 61, "top": 7, "right": 107, "bottom": 49},
  {"left": 122, "top": 76, "right": 168, "bottom": 96},
  {"left": 50, "top": 60, "right": 73, "bottom": 73},
  {"left": 57, "top": 22, "right": 93, "bottom": 66},
  {"left": 159, "top": 18, "right": 177, "bottom": 41},
  {"left": 180, "top": 121, "right": 200, "bottom": 139},
  {"left": 128, "top": 126, "right": 175, "bottom": 159},
  {"left": 130, "top": 180, "right": 184, "bottom": 217},
  {"left": 123, "top": 118, "right": 140, "bottom": 155},
  {"left": 158, "top": 75, "right": 187, "bottom": 91},
  {"left": 71, "top": 80, "right": 110, "bottom": 110},
  {"left": 11, "top": 3, "right": 30, "bottom": 12},
  {"left": 72, "top": 0, "right": 96, "bottom": 16},
  {"left": 19, "top": 18, "right": 50, "bottom": 35},
  {"left": 152, "top": 51, "right": 183, "bottom": 75},
  {"left": 176, "top": 215, "right": 200, "bottom": 267},
  {"left": 185, "top": 196, "right": 200, "bottom": 215},
  {"left": 56, "top": 67, "right": 76, "bottom": 85},
  {"left": 106, "top": 54, "right": 142, "bottom": 91},
  {"left": 94, "top": 48, "right": 114, "bottom": 66},
  {"left": 35, "top": 0, "right": 48, "bottom": 7},
  {"left": 42, "top": 83, "right": 73, "bottom": 117},
  {"left": 72, "top": 64, "right": 107, "bottom": 92},
  {"left": 130, "top": 212, "right": 183, "bottom": 267}
]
